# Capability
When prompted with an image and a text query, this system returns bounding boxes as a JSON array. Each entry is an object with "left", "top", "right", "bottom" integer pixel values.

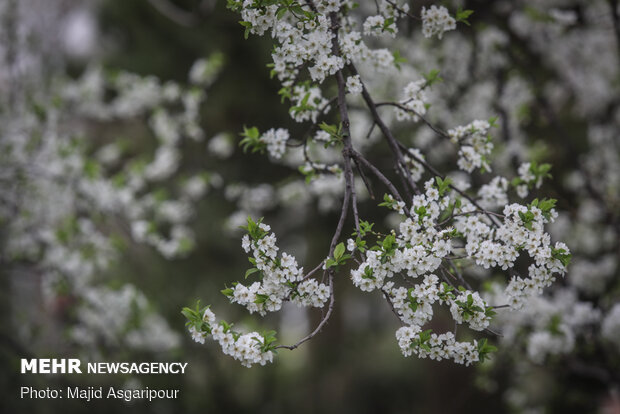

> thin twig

[
  {"left": 349, "top": 65, "right": 420, "bottom": 196},
  {"left": 275, "top": 272, "right": 335, "bottom": 350},
  {"left": 352, "top": 150, "right": 410, "bottom": 216},
  {"left": 375, "top": 101, "right": 452, "bottom": 140}
]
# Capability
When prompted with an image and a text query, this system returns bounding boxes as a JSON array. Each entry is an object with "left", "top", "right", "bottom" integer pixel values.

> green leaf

[
  {"left": 477, "top": 337, "right": 498, "bottom": 362},
  {"left": 485, "top": 307, "right": 497, "bottom": 318},
  {"left": 435, "top": 176, "right": 452, "bottom": 196},
  {"left": 181, "top": 307, "right": 196, "bottom": 320},
  {"left": 392, "top": 50, "right": 407, "bottom": 70},
  {"left": 362, "top": 266, "right": 375, "bottom": 280},
  {"left": 334, "top": 242, "right": 345, "bottom": 260},
  {"left": 239, "top": 126, "right": 265, "bottom": 154},
  {"left": 254, "top": 294, "right": 269, "bottom": 304},
  {"left": 456, "top": 8, "right": 474, "bottom": 25},
  {"left": 245, "top": 268, "right": 260, "bottom": 278},
  {"left": 423, "top": 69, "right": 443, "bottom": 86},
  {"left": 238, "top": 21, "right": 253, "bottom": 39},
  {"left": 551, "top": 247, "right": 572, "bottom": 267},
  {"left": 276, "top": 6, "right": 287, "bottom": 19},
  {"left": 511, "top": 177, "right": 524, "bottom": 187}
]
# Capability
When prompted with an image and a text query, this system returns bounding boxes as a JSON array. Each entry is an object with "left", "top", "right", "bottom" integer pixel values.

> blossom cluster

[
  {"left": 228, "top": 0, "right": 454, "bottom": 128},
  {"left": 421, "top": 5, "right": 456, "bottom": 39},
  {"left": 363, "top": 15, "right": 397, "bottom": 38},
  {"left": 448, "top": 119, "right": 494, "bottom": 173},
  {"left": 259, "top": 128, "right": 290, "bottom": 159},
  {"left": 395, "top": 79, "right": 429, "bottom": 122},
  {"left": 227, "top": 219, "right": 329, "bottom": 315},
  {"left": 346, "top": 176, "right": 568, "bottom": 359},
  {"left": 185, "top": 307, "right": 275, "bottom": 367},
  {"left": 186, "top": 218, "right": 333, "bottom": 366},
  {"left": 403, "top": 148, "right": 426, "bottom": 182},
  {"left": 346, "top": 75, "right": 363, "bottom": 95},
  {"left": 395, "top": 326, "right": 481, "bottom": 366}
]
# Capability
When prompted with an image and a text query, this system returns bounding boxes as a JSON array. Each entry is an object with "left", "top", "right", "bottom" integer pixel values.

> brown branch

[
  {"left": 381, "top": 288, "right": 405, "bottom": 325},
  {"left": 354, "top": 159, "right": 375, "bottom": 200},
  {"left": 384, "top": 0, "right": 421, "bottom": 21},
  {"left": 275, "top": 11, "right": 356, "bottom": 350},
  {"left": 352, "top": 149, "right": 410, "bottom": 216},
  {"left": 375, "top": 101, "right": 452, "bottom": 140},
  {"left": 348, "top": 65, "right": 420, "bottom": 195},
  {"left": 302, "top": 260, "right": 325, "bottom": 281},
  {"left": 275, "top": 272, "right": 335, "bottom": 350}
]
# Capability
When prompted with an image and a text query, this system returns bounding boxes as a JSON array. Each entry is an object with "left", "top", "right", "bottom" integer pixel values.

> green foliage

[
  {"left": 238, "top": 21, "right": 253, "bottom": 39},
  {"left": 239, "top": 126, "right": 266, "bottom": 154},
  {"left": 291, "top": 92, "right": 313, "bottom": 116},
  {"left": 278, "top": 85, "right": 292, "bottom": 102},
  {"left": 455, "top": 8, "right": 474, "bottom": 25},
  {"left": 551, "top": 246, "right": 572, "bottom": 267},
  {"left": 349, "top": 221, "right": 375, "bottom": 253},
  {"left": 455, "top": 294, "right": 484, "bottom": 321},
  {"left": 484, "top": 306, "right": 497, "bottom": 319},
  {"left": 407, "top": 288, "right": 419, "bottom": 312},
  {"left": 530, "top": 198, "right": 557, "bottom": 220},
  {"left": 523, "top": 6, "right": 555, "bottom": 23},
  {"left": 438, "top": 282, "right": 456, "bottom": 302},
  {"left": 435, "top": 176, "right": 452, "bottom": 196},
  {"left": 392, "top": 50, "right": 407, "bottom": 70},
  {"left": 439, "top": 197, "right": 461, "bottom": 223},
  {"left": 254, "top": 293, "right": 269, "bottom": 304},
  {"left": 379, "top": 233, "right": 397, "bottom": 261},
  {"left": 245, "top": 267, "right": 261, "bottom": 279},
  {"left": 325, "top": 242, "right": 351, "bottom": 269},
  {"left": 318, "top": 122, "right": 344, "bottom": 146},
  {"left": 413, "top": 205, "right": 429, "bottom": 226},
  {"left": 531, "top": 161, "right": 553, "bottom": 181},
  {"left": 357, "top": 220, "right": 375, "bottom": 238},
  {"left": 413, "top": 329, "right": 433, "bottom": 352},
  {"left": 241, "top": 216, "right": 268, "bottom": 240},
  {"left": 518, "top": 198, "right": 556, "bottom": 229},
  {"left": 423, "top": 69, "right": 443, "bottom": 86},
  {"left": 182, "top": 300, "right": 213, "bottom": 334},
  {"left": 477, "top": 338, "right": 497, "bottom": 362},
  {"left": 378, "top": 193, "right": 398, "bottom": 209},
  {"left": 298, "top": 164, "right": 318, "bottom": 183},
  {"left": 518, "top": 210, "right": 535, "bottom": 230},
  {"left": 361, "top": 265, "right": 375, "bottom": 280},
  {"left": 178, "top": 237, "right": 195, "bottom": 255},
  {"left": 253, "top": 330, "right": 279, "bottom": 353},
  {"left": 512, "top": 161, "right": 552, "bottom": 188}
]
